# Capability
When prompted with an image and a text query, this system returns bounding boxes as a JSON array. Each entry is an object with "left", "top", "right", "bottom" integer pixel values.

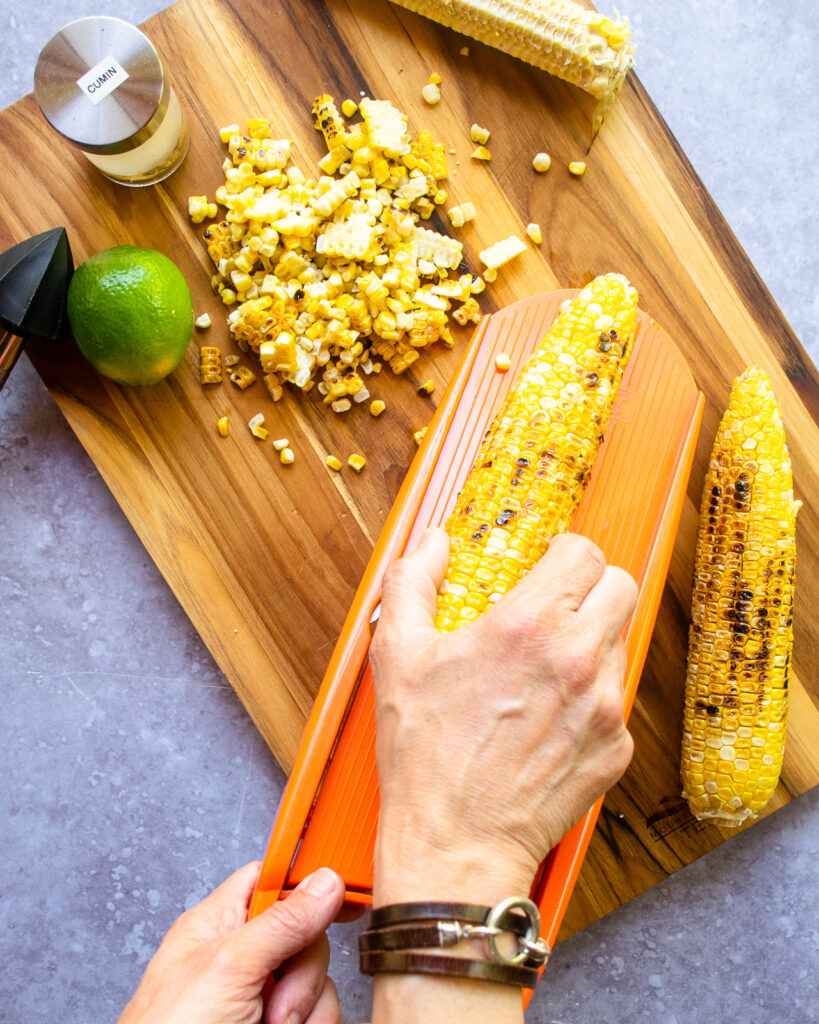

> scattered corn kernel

[
  {"left": 417, "top": 379, "right": 435, "bottom": 395},
  {"left": 326, "top": 455, "right": 343, "bottom": 471},
  {"left": 532, "top": 152, "right": 551, "bottom": 173},
  {"left": 568, "top": 161, "right": 587, "bottom": 177},
  {"left": 341, "top": 99, "right": 358, "bottom": 118},
  {"left": 280, "top": 447, "right": 295, "bottom": 465},
  {"left": 272, "top": 437, "right": 290, "bottom": 451},
  {"left": 471, "top": 145, "right": 491, "bottom": 161},
  {"left": 421, "top": 82, "right": 441, "bottom": 105},
  {"left": 525, "top": 222, "right": 543, "bottom": 244},
  {"left": 459, "top": 46, "right": 469, "bottom": 56},
  {"left": 216, "top": 416, "right": 230, "bottom": 437},
  {"left": 199, "top": 346, "right": 222, "bottom": 385},
  {"left": 229, "top": 366, "right": 256, "bottom": 389},
  {"left": 470, "top": 124, "right": 490, "bottom": 145},
  {"left": 348, "top": 453, "right": 367, "bottom": 472},
  {"left": 428, "top": 72, "right": 442, "bottom": 85},
  {"left": 195, "top": 313, "right": 212, "bottom": 329},
  {"left": 370, "top": 399, "right": 386, "bottom": 416},
  {"left": 248, "top": 413, "right": 269, "bottom": 440},
  {"left": 332, "top": 398, "right": 353, "bottom": 413},
  {"left": 224, "top": 354, "right": 240, "bottom": 367},
  {"left": 413, "top": 427, "right": 427, "bottom": 446},
  {"left": 495, "top": 352, "right": 511, "bottom": 372}
]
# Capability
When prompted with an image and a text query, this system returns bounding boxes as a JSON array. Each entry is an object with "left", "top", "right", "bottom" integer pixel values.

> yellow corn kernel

[
  {"left": 199, "top": 346, "right": 222, "bottom": 385},
  {"left": 348, "top": 453, "right": 367, "bottom": 472},
  {"left": 421, "top": 82, "right": 441, "bottom": 105},
  {"left": 434, "top": 273, "right": 638, "bottom": 632},
  {"left": 526, "top": 222, "right": 543, "bottom": 244},
  {"left": 341, "top": 99, "right": 358, "bottom": 118},
  {"left": 471, "top": 145, "right": 491, "bottom": 161},
  {"left": 195, "top": 313, "right": 212, "bottom": 329},
  {"left": 229, "top": 365, "right": 257, "bottom": 389},
  {"left": 532, "top": 152, "right": 552, "bottom": 173},
  {"left": 272, "top": 437, "right": 289, "bottom": 451},
  {"left": 470, "top": 123, "right": 490, "bottom": 145},
  {"left": 413, "top": 427, "right": 427, "bottom": 446},
  {"left": 326, "top": 455, "right": 343, "bottom": 471},
  {"left": 370, "top": 399, "right": 386, "bottom": 416},
  {"left": 280, "top": 447, "right": 295, "bottom": 465},
  {"left": 248, "top": 413, "right": 269, "bottom": 440},
  {"left": 417, "top": 379, "right": 435, "bottom": 396},
  {"left": 313, "top": 94, "right": 346, "bottom": 149},
  {"left": 495, "top": 352, "right": 511, "bottom": 372},
  {"left": 216, "top": 416, "right": 230, "bottom": 437},
  {"left": 428, "top": 71, "right": 442, "bottom": 85},
  {"left": 220, "top": 123, "right": 240, "bottom": 143},
  {"left": 568, "top": 160, "right": 586, "bottom": 176},
  {"left": 247, "top": 117, "right": 271, "bottom": 139},
  {"left": 681, "top": 368, "right": 799, "bottom": 826}
]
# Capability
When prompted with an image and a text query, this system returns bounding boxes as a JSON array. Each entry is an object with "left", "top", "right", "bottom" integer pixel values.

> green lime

[{"left": 67, "top": 245, "right": 194, "bottom": 387}]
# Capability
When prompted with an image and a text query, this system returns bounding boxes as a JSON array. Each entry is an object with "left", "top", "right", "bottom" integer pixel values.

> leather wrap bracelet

[{"left": 359, "top": 897, "right": 550, "bottom": 989}]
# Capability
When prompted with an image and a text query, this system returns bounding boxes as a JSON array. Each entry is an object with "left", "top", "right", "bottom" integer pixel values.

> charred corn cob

[
  {"left": 389, "top": 0, "right": 634, "bottom": 133},
  {"left": 681, "top": 368, "right": 799, "bottom": 826},
  {"left": 435, "top": 273, "right": 637, "bottom": 632}
]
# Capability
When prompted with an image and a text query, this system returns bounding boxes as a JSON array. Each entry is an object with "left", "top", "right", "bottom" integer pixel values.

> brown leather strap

[
  {"left": 359, "top": 949, "right": 539, "bottom": 988},
  {"left": 367, "top": 901, "right": 528, "bottom": 933},
  {"left": 359, "top": 922, "right": 466, "bottom": 952}
]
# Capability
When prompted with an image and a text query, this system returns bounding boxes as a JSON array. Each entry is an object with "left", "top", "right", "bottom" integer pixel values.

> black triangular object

[{"left": 0, "top": 227, "right": 74, "bottom": 341}]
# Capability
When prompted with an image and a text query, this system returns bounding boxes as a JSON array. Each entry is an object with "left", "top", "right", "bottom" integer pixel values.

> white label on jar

[{"left": 76, "top": 56, "right": 129, "bottom": 105}]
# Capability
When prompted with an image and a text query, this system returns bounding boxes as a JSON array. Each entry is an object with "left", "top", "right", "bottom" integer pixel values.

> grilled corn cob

[
  {"left": 681, "top": 368, "right": 799, "bottom": 826},
  {"left": 389, "top": 0, "right": 634, "bottom": 133},
  {"left": 435, "top": 273, "right": 637, "bottom": 632}
]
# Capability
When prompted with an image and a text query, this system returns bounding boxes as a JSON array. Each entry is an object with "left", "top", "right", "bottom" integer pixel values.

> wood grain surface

[{"left": 1, "top": 0, "right": 816, "bottom": 939}]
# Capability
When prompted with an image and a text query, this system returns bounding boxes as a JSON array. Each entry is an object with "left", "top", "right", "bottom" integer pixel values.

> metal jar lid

[{"left": 34, "top": 16, "right": 170, "bottom": 155}]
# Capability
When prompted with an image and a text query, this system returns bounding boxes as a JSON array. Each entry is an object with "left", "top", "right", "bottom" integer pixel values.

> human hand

[
  {"left": 118, "top": 862, "right": 345, "bottom": 1024},
  {"left": 370, "top": 529, "right": 638, "bottom": 904}
]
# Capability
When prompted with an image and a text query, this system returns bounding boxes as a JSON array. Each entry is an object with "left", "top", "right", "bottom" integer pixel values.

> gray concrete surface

[{"left": 2, "top": 2, "right": 817, "bottom": 1022}]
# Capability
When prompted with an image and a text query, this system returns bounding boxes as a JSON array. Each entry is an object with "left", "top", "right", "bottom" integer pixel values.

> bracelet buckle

[{"left": 485, "top": 896, "right": 550, "bottom": 967}]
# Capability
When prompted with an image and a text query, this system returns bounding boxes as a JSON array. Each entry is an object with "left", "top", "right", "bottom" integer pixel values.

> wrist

[{"left": 374, "top": 818, "right": 538, "bottom": 908}]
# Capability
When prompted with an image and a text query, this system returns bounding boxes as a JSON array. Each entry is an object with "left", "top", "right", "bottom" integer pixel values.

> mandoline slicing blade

[{"left": 249, "top": 290, "right": 704, "bottom": 971}]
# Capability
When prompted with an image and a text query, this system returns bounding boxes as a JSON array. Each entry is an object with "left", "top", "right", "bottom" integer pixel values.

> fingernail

[
  {"left": 286, "top": 1012, "right": 301, "bottom": 1024},
  {"left": 300, "top": 867, "right": 338, "bottom": 898}
]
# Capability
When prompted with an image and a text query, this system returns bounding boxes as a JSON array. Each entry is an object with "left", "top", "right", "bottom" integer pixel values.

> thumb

[
  {"left": 225, "top": 868, "right": 345, "bottom": 978},
  {"left": 378, "top": 527, "right": 450, "bottom": 644}
]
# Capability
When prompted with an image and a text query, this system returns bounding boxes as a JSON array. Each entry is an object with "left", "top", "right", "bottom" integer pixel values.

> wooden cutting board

[{"left": 1, "top": 0, "right": 817, "bottom": 940}]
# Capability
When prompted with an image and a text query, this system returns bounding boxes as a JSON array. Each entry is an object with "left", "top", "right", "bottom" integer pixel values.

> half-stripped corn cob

[
  {"left": 389, "top": 0, "right": 634, "bottom": 132},
  {"left": 681, "top": 368, "right": 799, "bottom": 826},
  {"left": 435, "top": 273, "right": 637, "bottom": 631}
]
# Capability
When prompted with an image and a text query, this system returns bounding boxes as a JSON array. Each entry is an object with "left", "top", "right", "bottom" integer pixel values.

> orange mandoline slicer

[{"left": 249, "top": 289, "right": 705, "bottom": 981}]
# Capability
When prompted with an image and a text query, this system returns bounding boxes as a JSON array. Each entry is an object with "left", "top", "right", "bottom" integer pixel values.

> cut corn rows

[
  {"left": 190, "top": 100, "right": 489, "bottom": 412},
  {"left": 435, "top": 273, "right": 637, "bottom": 632},
  {"left": 389, "top": 0, "right": 634, "bottom": 133},
  {"left": 681, "top": 368, "right": 799, "bottom": 826}
]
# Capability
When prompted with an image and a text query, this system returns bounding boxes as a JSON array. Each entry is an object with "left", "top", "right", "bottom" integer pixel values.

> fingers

[
  {"left": 577, "top": 564, "right": 638, "bottom": 645},
  {"left": 509, "top": 532, "right": 606, "bottom": 613},
  {"left": 376, "top": 528, "right": 450, "bottom": 646},
  {"left": 303, "top": 977, "right": 342, "bottom": 1024},
  {"left": 172, "top": 861, "right": 262, "bottom": 937},
  {"left": 264, "top": 935, "right": 331, "bottom": 1024},
  {"left": 226, "top": 868, "right": 345, "bottom": 979}
]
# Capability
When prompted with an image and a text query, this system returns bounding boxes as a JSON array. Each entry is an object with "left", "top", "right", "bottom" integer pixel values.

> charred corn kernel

[
  {"left": 526, "top": 222, "right": 543, "bottom": 244},
  {"left": 421, "top": 82, "right": 441, "bottom": 105},
  {"left": 199, "top": 346, "right": 222, "bottom": 385},
  {"left": 272, "top": 437, "right": 289, "bottom": 451},
  {"left": 681, "top": 368, "right": 799, "bottom": 827},
  {"left": 428, "top": 71, "right": 442, "bottom": 85},
  {"left": 480, "top": 235, "right": 526, "bottom": 271},
  {"left": 341, "top": 98, "right": 358, "bottom": 118},
  {"left": 470, "top": 123, "right": 490, "bottom": 145},
  {"left": 417, "top": 379, "right": 435, "bottom": 395},
  {"left": 471, "top": 145, "right": 491, "bottom": 161},
  {"left": 229, "top": 365, "right": 257, "bottom": 388},
  {"left": 217, "top": 416, "right": 230, "bottom": 437},
  {"left": 413, "top": 427, "right": 427, "bottom": 446},
  {"left": 313, "top": 94, "right": 347, "bottom": 149},
  {"left": 280, "top": 447, "right": 295, "bottom": 465},
  {"left": 390, "top": 0, "right": 634, "bottom": 133},
  {"left": 327, "top": 454, "right": 343, "bottom": 471},
  {"left": 434, "top": 273, "right": 637, "bottom": 632},
  {"left": 532, "top": 152, "right": 552, "bottom": 172},
  {"left": 248, "top": 413, "right": 269, "bottom": 440},
  {"left": 348, "top": 453, "right": 367, "bottom": 472},
  {"left": 195, "top": 313, "right": 212, "bottom": 329},
  {"left": 229, "top": 365, "right": 257, "bottom": 389},
  {"left": 568, "top": 160, "right": 586, "bottom": 176},
  {"left": 495, "top": 352, "right": 511, "bottom": 371},
  {"left": 370, "top": 399, "right": 386, "bottom": 416}
]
